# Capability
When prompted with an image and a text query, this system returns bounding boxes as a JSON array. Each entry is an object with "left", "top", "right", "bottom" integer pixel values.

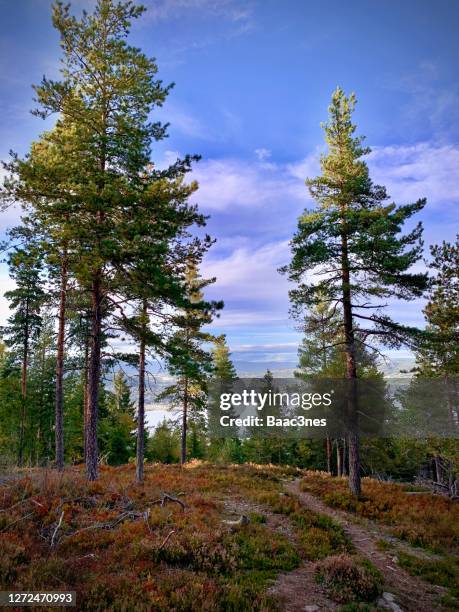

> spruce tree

[{"left": 281, "top": 88, "right": 427, "bottom": 495}]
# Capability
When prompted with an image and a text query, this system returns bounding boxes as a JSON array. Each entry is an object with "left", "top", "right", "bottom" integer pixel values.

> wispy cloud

[
  {"left": 383, "top": 61, "right": 459, "bottom": 141},
  {"left": 203, "top": 239, "right": 291, "bottom": 302},
  {"left": 368, "top": 143, "right": 459, "bottom": 207},
  {"left": 254, "top": 148, "right": 271, "bottom": 161},
  {"left": 143, "top": 0, "right": 254, "bottom": 25},
  {"left": 231, "top": 341, "right": 297, "bottom": 353},
  {"left": 190, "top": 157, "right": 313, "bottom": 211}
]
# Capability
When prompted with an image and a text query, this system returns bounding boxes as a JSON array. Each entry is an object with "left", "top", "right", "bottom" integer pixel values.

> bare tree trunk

[
  {"left": 336, "top": 440, "right": 342, "bottom": 477},
  {"left": 83, "top": 332, "right": 89, "bottom": 464},
  {"left": 86, "top": 273, "right": 102, "bottom": 481},
  {"left": 181, "top": 376, "right": 189, "bottom": 465},
  {"left": 342, "top": 437, "right": 348, "bottom": 476},
  {"left": 18, "top": 299, "right": 30, "bottom": 467},
  {"left": 434, "top": 455, "right": 443, "bottom": 484},
  {"left": 55, "top": 249, "right": 68, "bottom": 471},
  {"left": 136, "top": 300, "right": 147, "bottom": 484},
  {"left": 326, "top": 435, "right": 332, "bottom": 474}
]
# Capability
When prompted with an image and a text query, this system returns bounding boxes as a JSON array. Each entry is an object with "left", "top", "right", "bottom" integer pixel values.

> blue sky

[{"left": 1, "top": 0, "right": 458, "bottom": 374}]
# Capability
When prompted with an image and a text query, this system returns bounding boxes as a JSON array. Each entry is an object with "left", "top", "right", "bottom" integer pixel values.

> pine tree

[
  {"left": 208, "top": 335, "right": 241, "bottom": 461},
  {"left": 0, "top": 342, "right": 22, "bottom": 462},
  {"left": 281, "top": 88, "right": 427, "bottom": 495},
  {"left": 103, "top": 371, "right": 136, "bottom": 465},
  {"left": 408, "top": 237, "right": 459, "bottom": 491},
  {"left": 159, "top": 262, "right": 218, "bottom": 465},
  {"left": 417, "top": 236, "right": 459, "bottom": 379},
  {"left": 295, "top": 297, "right": 341, "bottom": 379},
  {"left": 147, "top": 419, "right": 180, "bottom": 464},
  {"left": 213, "top": 335, "right": 238, "bottom": 381},
  {"left": 2, "top": 228, "right": 46, "bottom": 465},
  {"left": 27, "top": 316, "right": 56, "bottom": 465},
  {"left": 295, "top": 299, "right": 340, "bottom": 473}
]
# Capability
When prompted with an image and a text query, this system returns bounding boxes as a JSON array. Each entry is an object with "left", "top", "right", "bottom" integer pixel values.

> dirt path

[
  {"left": 284, "top": 480, "right": 445, "bottom": 612},
  {"left": 223, "top": 495, "right": 339, "bottom": 611}
]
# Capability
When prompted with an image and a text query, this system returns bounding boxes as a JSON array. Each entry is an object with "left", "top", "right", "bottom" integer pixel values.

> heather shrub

[
  {"left": 0, "top": 537, "right": 28, "bottom": 584},
  {"left": 301, "top": 472, "right": 459, "bottom": 553},
  {"left": 314, "top": 554, "right": 383, "bottom": 603}
]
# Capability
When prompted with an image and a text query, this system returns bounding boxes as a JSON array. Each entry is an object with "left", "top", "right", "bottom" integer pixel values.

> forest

[{"left": 0, "top": 1, "right": 457, "bottom": 610}]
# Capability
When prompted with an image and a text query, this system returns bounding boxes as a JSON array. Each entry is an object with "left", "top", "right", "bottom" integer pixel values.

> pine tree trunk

[
  {"left": 336, "top": 439, "right": 342, "bottom": 477},
  {"left": 18, "top": 298, "right": 30, "bottom": 467},
  {"left": 341, "top": 231, "right": 361, "bottom": 497},
  {"left": 342, "top": 436, "right": 348, "bottom": 476},
  {"left": 181, "top": 376, "right": 189, "bottom": 465},
  {"left": 83, "top": 330, "right": 89, "bottom": 463},
  {"left": 136, "top": 302, "right": 146, "bottom": 484},
  {"left": 326, "top": 435, "right": 332, "bottom": 474},
  {"left": 86, "top": 273, "right": 102, "bottom": 481},
  {"left": 55, "top": 250, "right": 68, "bottom": 471},
  {"left": 434, "top": 455, "right": 442, "bottom": 484}
]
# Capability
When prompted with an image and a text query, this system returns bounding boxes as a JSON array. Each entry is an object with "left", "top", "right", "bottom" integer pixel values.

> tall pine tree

[{"left": 281, "top": 88, "right": 427, "bottom": 495}]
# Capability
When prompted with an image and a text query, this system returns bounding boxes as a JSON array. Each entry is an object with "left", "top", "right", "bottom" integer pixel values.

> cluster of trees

[
  {"left": 0, "top": 0, "right": 222, "bottom": 482},
  {"left": 0, "top": 2, "right": 457, "bottom": 497}
]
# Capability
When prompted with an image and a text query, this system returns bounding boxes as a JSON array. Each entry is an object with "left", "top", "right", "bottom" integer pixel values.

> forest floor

[{"left": 0, "top": 463, "right": 457, "bottom": 611}]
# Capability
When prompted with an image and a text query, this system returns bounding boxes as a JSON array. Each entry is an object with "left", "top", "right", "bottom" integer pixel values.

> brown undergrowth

[
  {"left": 2, "top": 464, "right": 457, "bottom": 611},
  {"left": 300, "top": 471, "right": 459, "bottom": 554},
  {"left": 0, "top": 463, "right": 302, "bottom": 611}
]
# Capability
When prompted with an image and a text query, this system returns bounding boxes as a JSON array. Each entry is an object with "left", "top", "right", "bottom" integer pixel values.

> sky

[{"left": 1, "top": 0, "right": 458, "bottom": 376}]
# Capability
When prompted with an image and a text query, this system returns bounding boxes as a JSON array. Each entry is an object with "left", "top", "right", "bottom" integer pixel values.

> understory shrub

[{"left": 314, "top": 553, "right": 383, "bottom": 603}]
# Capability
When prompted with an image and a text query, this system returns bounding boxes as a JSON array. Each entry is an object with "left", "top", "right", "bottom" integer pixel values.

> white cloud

[
  {"left": 254, "top": 148, "right": 271, "bottom": 161},
  {"left": 286, "top": 149, "right": 322, "bottom": 181},
  {"left": 176, "top": 142, "right": 459, "bottom": 214},
  {"left": 368, "top": 143, "right": 459, "bottom": 206},
  {"left": 231, "top": 341, "right": 297, "bottom": 353},
  {"left": 203, "top": 240, "right": 291, "bottom": 301},
  {"left": 191, "top": 158, "right": 311, "bottom": 211},
  {"left": 210, "top": 310, "right": 289, "bottom": 328},
  {"left": 143, "top": 0, "right": 253, "bottom": 24}
]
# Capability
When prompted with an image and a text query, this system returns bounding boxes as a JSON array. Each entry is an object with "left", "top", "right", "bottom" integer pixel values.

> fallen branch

[
  {"left": 51, "top": 511, "right": 65, "bottom": 547},
  {"left": 62, "top": 510, "right": 147, "bottom": 542},
  {"left": 158, "top": 530, "right": 175, "bottom": 550},
  {"left": 151, "top": 493, "right": 187, "bottom": 510},
  {"left": 0, "top": 511, "right": 35, "bottom": 532},
  {"left": 143, "top": 508, "right": 151, "bottom": 533}
]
